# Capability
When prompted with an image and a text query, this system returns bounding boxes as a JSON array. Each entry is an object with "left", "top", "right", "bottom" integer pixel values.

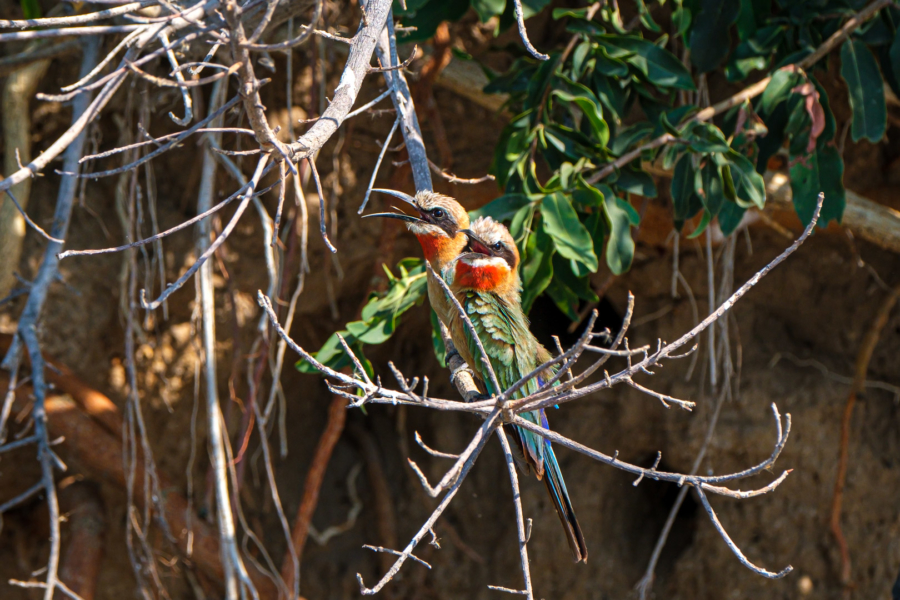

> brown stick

[
  {"left": 58, "top": 481, "right": 106, "bottom": 600},
  {"left": 830, "top": 282, "right": 900, "bottom": 588},
  {"left": 0, "top": 334, "right": 123, "bottom": 436},
  {"left": 280, "top": 393, "right": 348, "bottom": 592}
]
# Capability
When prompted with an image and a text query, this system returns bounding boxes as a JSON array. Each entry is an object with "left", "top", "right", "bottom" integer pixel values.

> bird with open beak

[
  {"left": 444, "top": 215, "right": 588, "bottom": 564},
  {"left": 364, "top": 189, "right": 470, "bottom": 330}
]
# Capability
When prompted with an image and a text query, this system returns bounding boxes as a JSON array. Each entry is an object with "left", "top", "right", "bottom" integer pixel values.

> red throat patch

[
  {"left": 415, "top": 233, "right": 443, "bottom": 262},
  {"left": 455, "top": 261, "right": 506, "bottom": 291}
]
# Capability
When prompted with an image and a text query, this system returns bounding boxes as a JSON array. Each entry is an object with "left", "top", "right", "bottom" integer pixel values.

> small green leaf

[
  {"left": 816, "top": 145, "right": 846, "bottom": 226},
  {"left": 789, "top": 152, "right": 820, "bottom": 228},
  {"left": 723, "top": 150, "right": 766, "bottom": 208},
  {"left": 19, "top": 0, "right": 40, "bottom": 19},
  {"left": 671, "top": 154, "right": 703, "bottom": 230},
  {"left": 603, "top": 195, "right": 636, "bottom": 274},
  {"left": 469, "top": 194, "right": 531, "bottom": 221},
  {"left": 553, "top": 6, "right": 593, "bottom": 20},
  {"left": 718, "top": 201, "right": 746, "bottom": 236},
  {"left": 635, "top": 0, "right": 661, "bottom": 33},
  {"left": 552, "top": 254, "right": 598, "bottom": 302},
  {"left": 790, "top": 145, "right": 845, "bottom": 227},
  {"left": 430, "top": 309, "right": 447, "bottom": 367},
  {"left": 600, "top": 35, "right": 696, "bottom": 90},
  {"left": 545, "top": 278, "right": 580, "bottom": 321},
  {"left": 759, "top": 67, "right": 802, "bottom": 115},
  {"left": 840, "top": 39, "right": 887, "bottom": 143},
  {"left": 521, "top": 227, "right": 555, "bottom": 313},
  {"left": 890, "top": 29, "right": 900, "bottom": 96},
  {"left": 471, "top": 0, "right": 506, "bottom": 22},
  {"left": 550, "top": 89, "right": 610, "bottom": 145},
  {"left": 672, "top": 6, "right": 691, "bottom": 37},
  {"left": 689, "top": 0, "right": 740, "bottom": 73},
  {"left": 613, "top": 168, "right": 658, "bottom": 198},
  {"left": 541, "top": 192, "right": 599, "bottom": 272}
]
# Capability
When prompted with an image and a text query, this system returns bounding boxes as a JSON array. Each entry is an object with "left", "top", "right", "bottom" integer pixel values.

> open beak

[
  {"left": 362, "top": 189, "right": 426, "bottom": 224},
  {"left": 460, "top": 229, "right": 493, "bottom": 256},
  {"left": 363, "top": 211, "right": 424, "bottom": 224}
]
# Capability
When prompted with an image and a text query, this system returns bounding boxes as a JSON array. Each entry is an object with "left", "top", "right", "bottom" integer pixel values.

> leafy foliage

[
  {"left": 297, "top": 258, "right": 429, "bottom": 375},
  {"left": 301, "top": 1, "right": 895, "bottom": 371}
]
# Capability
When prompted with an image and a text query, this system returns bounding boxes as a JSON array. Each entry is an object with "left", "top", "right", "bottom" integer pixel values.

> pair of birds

[{"left": 367, "top": 189, "right": 588, "bottom": 564}]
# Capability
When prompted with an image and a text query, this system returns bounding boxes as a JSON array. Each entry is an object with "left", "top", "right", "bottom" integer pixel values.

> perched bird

[
  {"left": 364, "top": 189, "right": 470, "bottom": 329},
  {"left": 444, "top": 216, "right": 588, "bottom": 563}
]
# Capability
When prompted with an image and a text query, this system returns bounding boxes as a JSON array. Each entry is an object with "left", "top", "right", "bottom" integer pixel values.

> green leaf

[
  {"left": 672, "top": 6, "right": 691, "bottom": 37},
  {"left": 591, "top": 73, "right": 627, "bottom": 122},
  {"left": 723, "top": 150, "right": 766, "bottom": 208},
  {"left": 671, "top": 154, "right": 703, "bottom": 230},
  {"left": 789, "top": 152, "right": 820, "bottom": 228},
  {"left": 695, "top": 160, "right": 725, "bottom": 218},
  {"left": 471, "top": 0, "right": 506, "bottom": 22},
  {"left": 520, "top": 227, "right": 555, "bottom": 313},
  {"left": 816, "top": 145, "right": 846, "bottom": 226},
  {"left": 552, "top": 254, "right": 598, "bottom": 302},
  {"left": 759, "top": 67, "right": 802, "bottom": 115},
  {"left": 297, "top": 259, "right": 427, "bottom": 374},
  {"left": 540, "top": 192, "right": 599, "bottom": 272},
  {"left": 19, "top": 0, "right": 40, "bottom": 19},
  {"left": 790, "top": 145, "right": 845, "bottom": 227},
  {"left": 553, "top": 6, "right": 593, "bottom": 20},
  {"left": 545, "top": 278, "right": 580, "bottom": 321},
  {"left": 613, "top": 168, "right": 658, "bottom": 198},
  {"left": 689, "top": 0, "right": 740, "bottom": 73},
  {"left": 469, "top": 194, "right": 531, "bottom": 221},
  {"left": 840, "top": 39, "right": 887, "bottom": 143},
  {"left": 600, "top": 35, "right": 696, "bottom": 90},
  {"left": 890, "top": 29, "right": 900, "bottom": 97},
  {"left": 603, "top": 195, "right": 636, "bottom": 274},
  {"left": 395, "top": 0, "right": 470, "bottom": 41},
  {"left": 550, "top": 89, "right": 610, "bottom": 145},
  {"left": 717, "top": 201, "right": 747, "bottom": 236},
  {"left": 430, "top": 309, "right": 447, "bottom": 367},
  {"left": 635, "top": 0, "right": 661, "bottom": 33}
]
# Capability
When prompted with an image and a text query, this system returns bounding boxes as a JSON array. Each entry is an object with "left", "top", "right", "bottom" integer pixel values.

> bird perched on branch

[
  {"left": 444, "top": 215, "right": 588, "bottom": 564},
  {"left": 364, "top": 189, "right": 470, "bottom": 329}
]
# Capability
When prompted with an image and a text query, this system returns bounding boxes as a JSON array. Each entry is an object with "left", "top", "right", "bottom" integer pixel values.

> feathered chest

[{"left": 454, "top": 261, "right": 507, "bottom": 292}]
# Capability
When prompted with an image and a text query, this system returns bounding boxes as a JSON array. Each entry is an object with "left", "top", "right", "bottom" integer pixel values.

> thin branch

[
  {"left": 0, "top": 189, "right": 64, "bottom": 243},
  {"left": 369, "top": 44, "right": 417, "bottom": 73},
  {"left": 247, "top": 0, "right": 324, "bottom": 50},
  {"left": 695, "top": 486, "right": 793, "bottom": 579},
  {"left": 358, "top": 116, "right": 400, "bottom": 214},
  {"left": 496, "top": 427, "right": 534, "bottom": 600},
  {"left": 0, "top": 24, "right": 142, "bottom": 42},
  {"left": 0, "top": 0, "right": 157, "bottom": 28},
  {"left": 427, "top": 159, "right": 495, "bottom": 184},
  {"left": 512, "top": 0, "right": 548, "bottom": 60},
  {"left": 141, "top": 155, "right": 270, "bottom": 310}
]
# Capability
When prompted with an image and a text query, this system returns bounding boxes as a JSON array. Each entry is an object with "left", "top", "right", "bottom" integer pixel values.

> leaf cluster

[{"left": 302, "top": 0, "right": 897, "bottom": 370}]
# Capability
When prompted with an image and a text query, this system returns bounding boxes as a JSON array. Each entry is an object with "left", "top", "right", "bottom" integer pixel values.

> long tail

[{"left": 542, "top": 443, "right": 588, "bottom": 563}]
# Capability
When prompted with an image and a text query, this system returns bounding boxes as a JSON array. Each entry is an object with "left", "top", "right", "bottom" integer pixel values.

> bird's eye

[
  {"left": 431, "top": 208, "right": 445, "bottom": 219},
  {"left": 492, "top": 242, "right": 503, "bottom": 251}
]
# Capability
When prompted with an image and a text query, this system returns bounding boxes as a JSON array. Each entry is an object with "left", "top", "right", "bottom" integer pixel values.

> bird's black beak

[
  {"left": 460, "top": 229, "right": 493, "bottom": 256},
  {"left": 363, "top": 211, "right": 424, "bottom": 224},
  {"left": 363, "top": 189, "right": 426, "bottom": 224}
]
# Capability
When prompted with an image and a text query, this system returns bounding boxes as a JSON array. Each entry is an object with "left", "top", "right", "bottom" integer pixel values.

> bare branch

[
  {"left": 694, "top": 486, "right": 793, "bottom": 579},
  {"left": 512, "top": 0, "right": 549, "bottom": 60}
]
